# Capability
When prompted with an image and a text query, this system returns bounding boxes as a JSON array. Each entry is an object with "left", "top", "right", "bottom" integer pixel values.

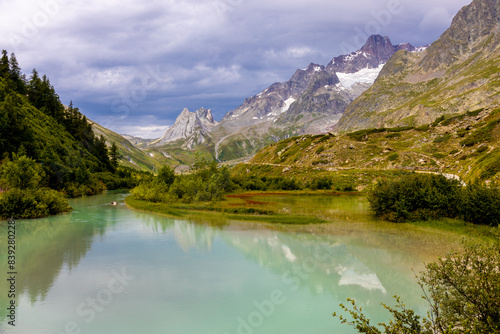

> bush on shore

[
  {"left": 368, "top": 173, "right": 500, "bottom": 226},
  {"left": 334, "top": 241, "right": 500, "bottom": 333}
]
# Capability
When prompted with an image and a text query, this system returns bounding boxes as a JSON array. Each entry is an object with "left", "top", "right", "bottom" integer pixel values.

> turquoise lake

[{"left": 0, "top": 191, "right": 453, "bottom": 334}]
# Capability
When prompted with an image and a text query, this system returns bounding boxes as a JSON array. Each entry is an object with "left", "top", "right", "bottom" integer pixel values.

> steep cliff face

[
  {"left": 334, "top": 0, "right": 500, "bottom": 133},
  {"left": 154, "top": 107, "right": 217, "bottom": 149}
]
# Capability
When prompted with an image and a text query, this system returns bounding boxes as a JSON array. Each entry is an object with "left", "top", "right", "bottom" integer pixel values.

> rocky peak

[
  {"left": 420, "top": 0, "right": 500, "bottom": 70},
  {"left": 333, "top": 0, "right": 500, "bottom": 133},
  {"left": 359, "top": 35, "right": 394, "bottom": 60},
  {"left": 154, "top": 107, "right": 217, "bottom": 147},
  {"left": 326, "top": 34, "right": 415, "bottom": 74},
  {"left": 195, "top": 107, "right": 216, "bottom": 124}
]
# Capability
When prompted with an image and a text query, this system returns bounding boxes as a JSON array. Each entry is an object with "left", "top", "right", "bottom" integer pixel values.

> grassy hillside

[
  {"left": 241, "top": 107, "right": 500, "bottom": 190},
  {"left": 90, "top": 121, "right": 169, "bottom": 172}
]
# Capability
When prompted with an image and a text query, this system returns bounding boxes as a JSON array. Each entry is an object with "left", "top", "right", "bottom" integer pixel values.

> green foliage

[
  {"left": 459, "top": 182, "right": 500, "bottom": 226},
  {"left": 387, "top": 153, "right": 399, "bottom": 161},
  {"left": 334, "top": 296, "right": 423, "bottom": 334},
  {"left": 109, "top": 142, "right": 119, "bottom": 169},
  {"left": 132, "top": 160, "right": 235, "bottom": 204},
  {"left": 476, "top": 145, "right": 488, "bottom": 153},
  {"left": 334, "top": 242, "right": 500, "bottom": 334},
  {"left": 156, "top": 165, "right": 175, "bottom": 186},
  {"left": 460, "top": 120, "right": 500, "bottom": 147},
  {"left": 432, "top": 153, "right": 446, "bottom": 159},
  {"left": 433, "top": 134, "right": 452, "bottom": 143},
  {"left": 0, "top": 154, "right": 71, "bottom": 218},
  {"left": 308, "top": 177, "right": 332, "bottom": 190},
  {"left": 415, "top": 124, "right": 430, "bottom": 131},
  {"left": 0, "top": 51, "right": 140, "bottom": 202},
  {"left": 0, "top": 154, "right": 44, "bottom": 189},
  {"left": 0, "top": 188, "right": 71, "bottom": 219},
  {"left": 347, "top": 127, "right": 415, "bottom": 141},
  {"left": 369, "top": 173, "right": 461, "bottom": 222},
  {"left": 315, "top": 145, "right": 325, "bottom": 154},
  {"left": 432, "top": 115, "right": 446, "bottom": 126},
  {"left": 369, "top": 173, "right": 500, "bottom": 226},
  {"left": 232, "top": 174, "right": 302, "bottom": 191},
  {"left": 347, "top": 128, "right": 386, "bottom": 141}
]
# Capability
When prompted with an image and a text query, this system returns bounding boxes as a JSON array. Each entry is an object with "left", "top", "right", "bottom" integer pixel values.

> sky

[{"left": 0, "top": 0, "right": 472, "bottom": 138}]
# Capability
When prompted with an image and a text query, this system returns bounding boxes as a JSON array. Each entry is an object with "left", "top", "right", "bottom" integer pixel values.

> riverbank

[
  {"left": 125, "top": 192, "right": 331, "bottom": 226},
  {"left": 125, "top": 191, "right": 499, "bottom": 245}
]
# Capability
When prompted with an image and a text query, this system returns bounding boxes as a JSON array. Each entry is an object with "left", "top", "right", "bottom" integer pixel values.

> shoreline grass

[
  {"left": 125, "top": 191, "right": 499, "bottom": 243},
  {"left": 124, "top": 193, "right": 329, "bottom": 226}
]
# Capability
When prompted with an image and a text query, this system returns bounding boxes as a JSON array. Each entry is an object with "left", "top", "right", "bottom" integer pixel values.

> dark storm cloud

[{"left": 0, "top": 0, "right": 471, "bottom": 138}]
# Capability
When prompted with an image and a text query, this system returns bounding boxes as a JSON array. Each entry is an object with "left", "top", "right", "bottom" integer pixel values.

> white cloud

[
  {"left": 418, "top": 7, "right": 454, "bottom": 32},
  {"left": 119, "top": 125, "right": 171, "bottom": 139}
]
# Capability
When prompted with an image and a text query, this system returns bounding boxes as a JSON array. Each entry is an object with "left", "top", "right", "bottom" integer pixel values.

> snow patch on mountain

[
  {"left": 280, "top": 97, "right": 296, "bottom": 113},
  {"left": 336, "top": 63, "right": 384, "bottom": 89}
]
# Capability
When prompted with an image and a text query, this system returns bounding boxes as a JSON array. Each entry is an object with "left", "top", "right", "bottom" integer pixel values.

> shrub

[
  {"left": 369, "top": 173, "right": 500, "bottom": 226},
  {"left": 460, "top": 120, "right": 500, "bottom": 147},
  {"left": 334, "top": 242, "right": 500, "bottom": 334},
  {"left": 315, "top": 146, "right": 325, "bottom": 154},
  {"left": 433, "top": 134, "right": 452, "bottom": 143},
  {"left": 368, "top": 173, "right": 460, "bottom": 223},
  {"left": 308, "top": 177, "right": 332, "bottom": 190},
  {"left": 387, "top": 153, "right": 399, "bottom": 161},
  {"left": 459, "top": 182, "right": 500, "bottom": 226},
  {"left": 0, "top": 188, "right": 71, "bottom": 219}
]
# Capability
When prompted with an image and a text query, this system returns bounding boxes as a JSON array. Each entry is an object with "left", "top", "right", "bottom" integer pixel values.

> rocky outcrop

[{"left": 154, "top": 107, "right": 217, "bottom": 148}]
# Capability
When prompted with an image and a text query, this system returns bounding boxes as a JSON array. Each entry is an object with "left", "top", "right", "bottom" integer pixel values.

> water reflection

[
  {"left": 219, "top": 229, "right": 427, "bottom": 316},
  {"left": 0, "top": 192, "right": 123, "bottom": 323},
  {"left": 0, "top": 192, "right": 441, "bottom": 332}
]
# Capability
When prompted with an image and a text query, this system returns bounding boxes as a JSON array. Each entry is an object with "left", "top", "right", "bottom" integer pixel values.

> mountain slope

[
  {"left": 90, "top": 121, "right": 168, "bottom": 172},
  {"left": 334, "top": 0, "right": 500, "bottom": 133},
  {"left": 243, "top": 106, "right": 500, "bottom": 188}
]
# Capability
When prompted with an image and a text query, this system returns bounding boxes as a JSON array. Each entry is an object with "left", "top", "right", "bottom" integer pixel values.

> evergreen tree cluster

[{"left": 0, "top": 50, "right": 141, "bottom": 218}]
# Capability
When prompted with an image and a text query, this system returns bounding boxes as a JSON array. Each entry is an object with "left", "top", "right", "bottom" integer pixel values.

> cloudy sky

[{"left": 0, "top": 0, "right": 471, "bottom": 138}]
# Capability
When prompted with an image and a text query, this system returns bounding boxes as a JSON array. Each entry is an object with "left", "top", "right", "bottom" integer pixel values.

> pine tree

[
  {"left": 109, "top": 142, "right": 119, "bottom": 169},
  {"left": 9, "top": 53, "right": 26, "bottom": 94},
  {"left": 0, "top": 50, "right": 8, "bottom": 78}
]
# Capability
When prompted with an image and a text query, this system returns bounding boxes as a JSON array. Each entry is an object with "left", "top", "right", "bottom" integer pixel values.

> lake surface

[{"left": 0, "top": 191, "right": 453, "bottom": 334}]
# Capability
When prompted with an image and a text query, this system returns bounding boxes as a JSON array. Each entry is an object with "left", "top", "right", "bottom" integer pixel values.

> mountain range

[
  {"left": 147, "top": 34, "right": 417, "bottom": 162},
  {"left": 103, "top": 0, "right": 499, "bottom": 175}
]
